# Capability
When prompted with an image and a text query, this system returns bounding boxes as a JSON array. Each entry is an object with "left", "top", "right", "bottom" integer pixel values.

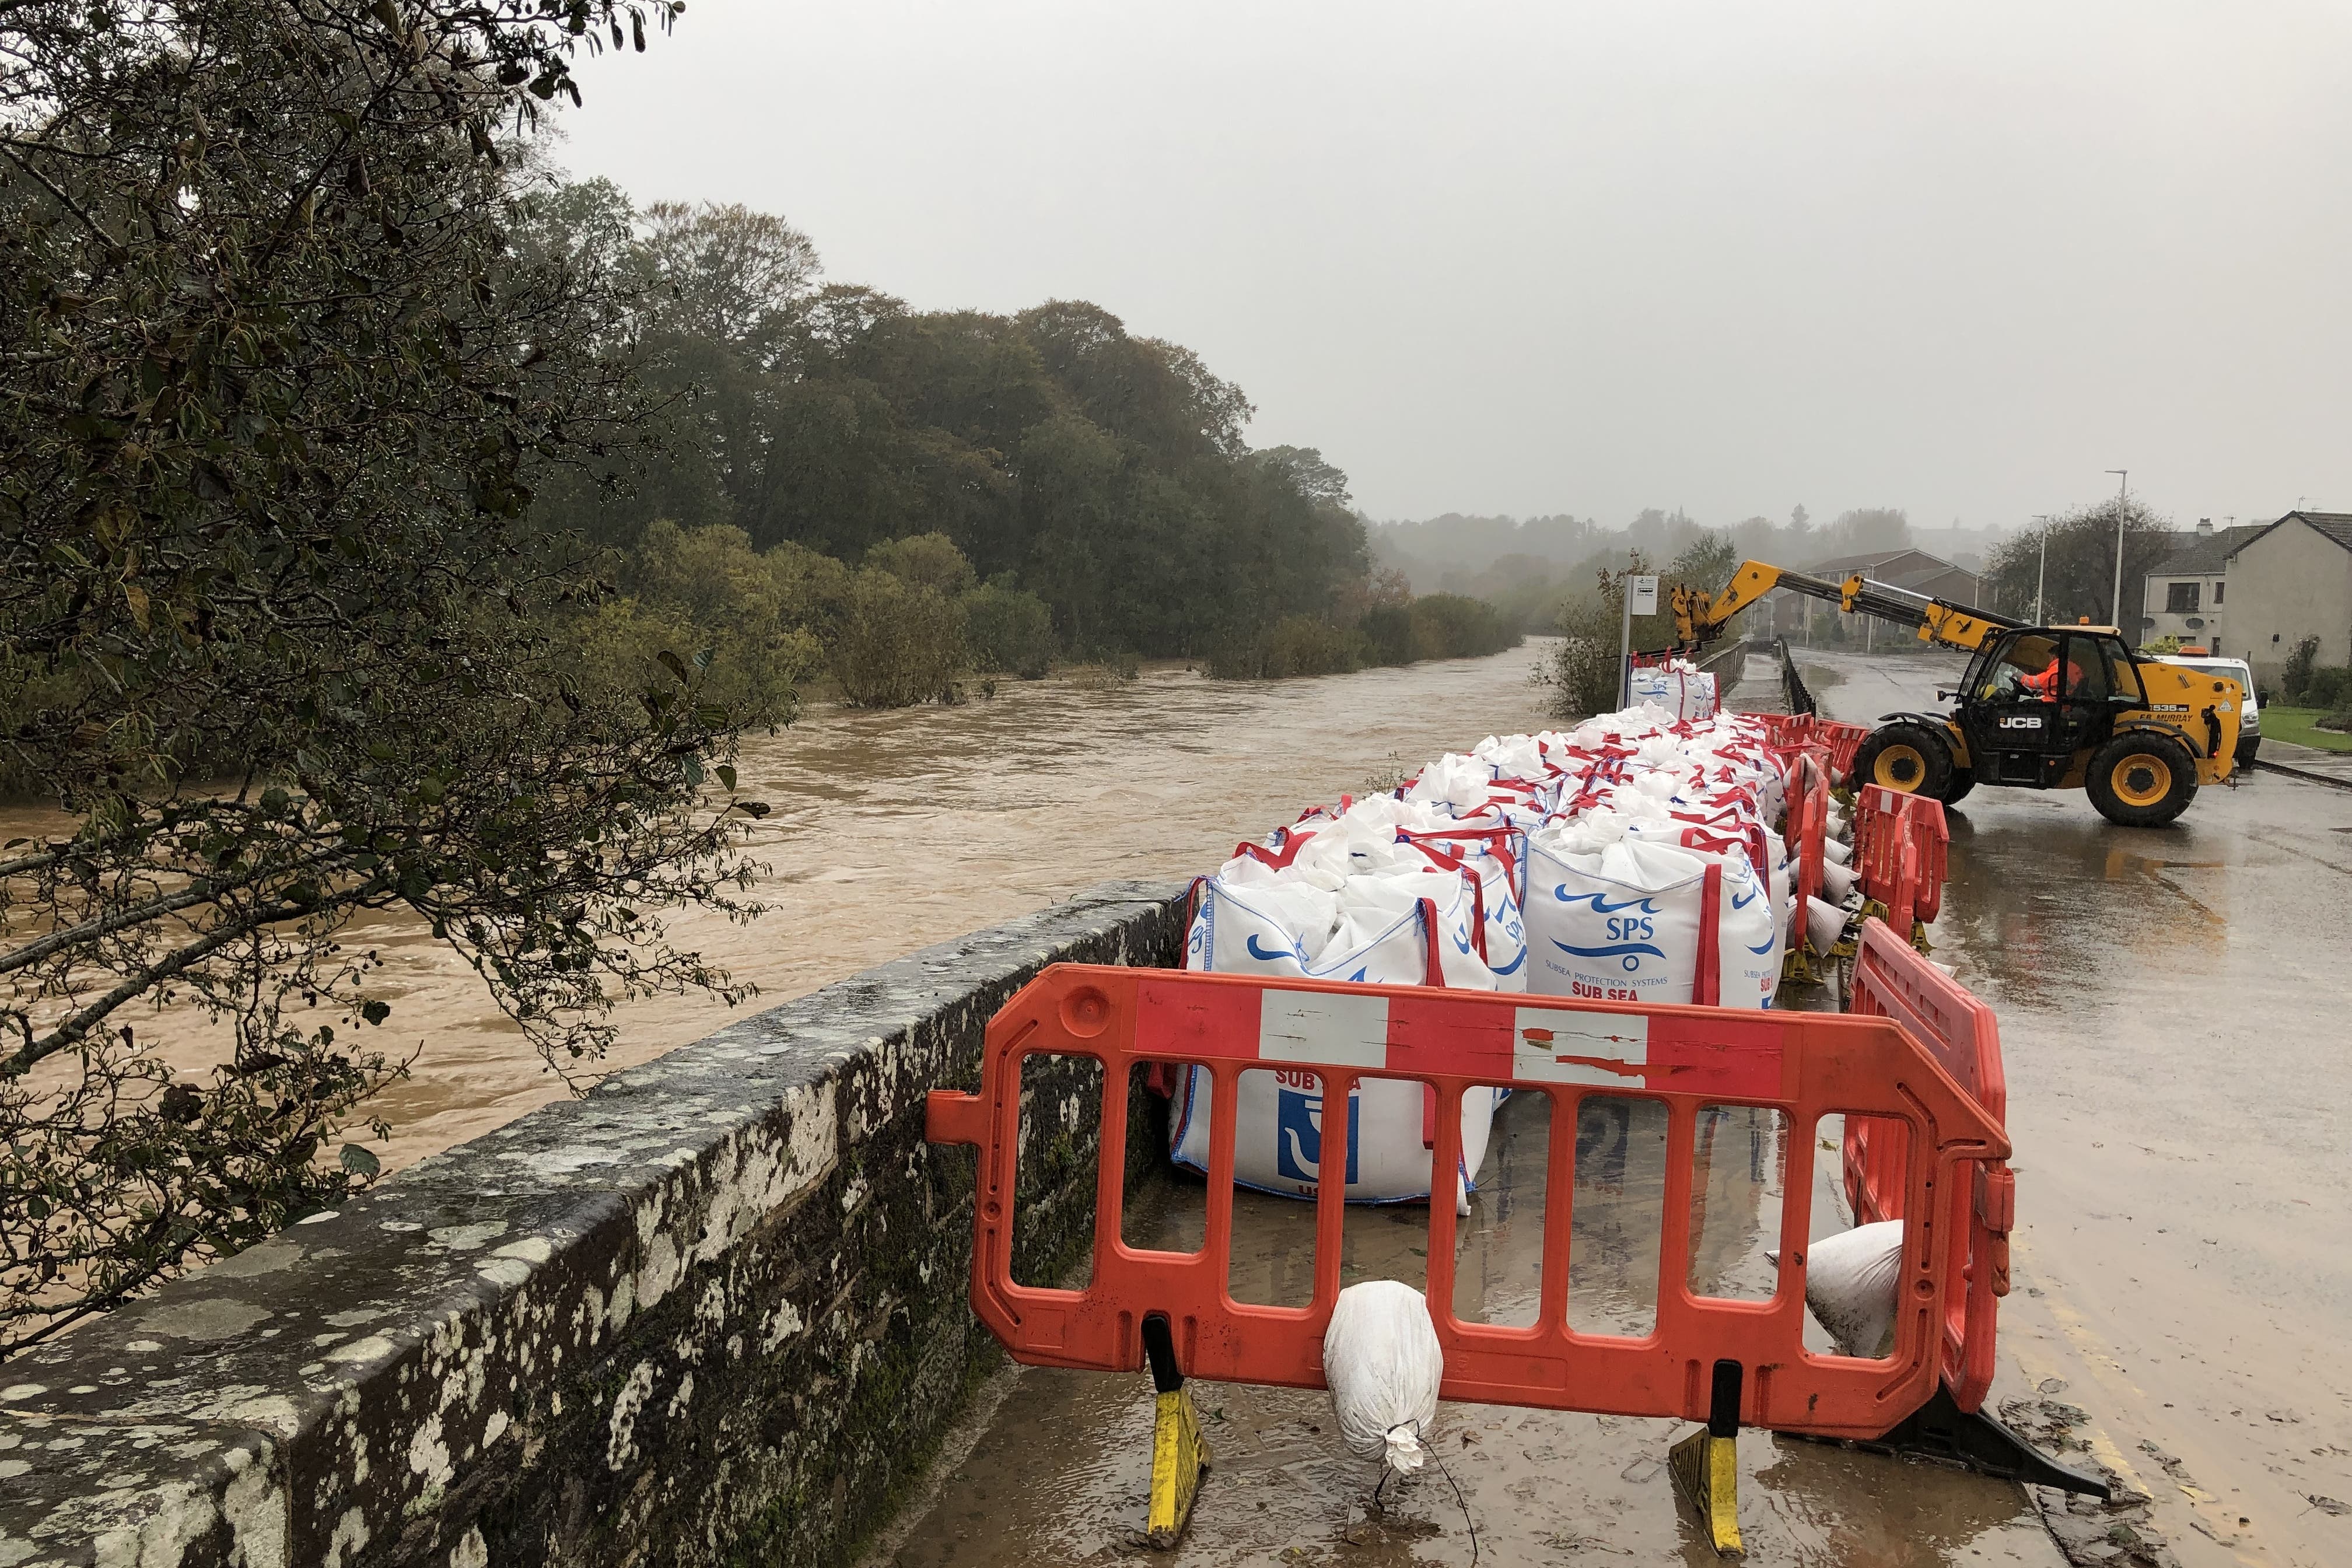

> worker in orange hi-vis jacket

[{"left": 2021, "top": 650, "right": 2085, "bottom": 699}]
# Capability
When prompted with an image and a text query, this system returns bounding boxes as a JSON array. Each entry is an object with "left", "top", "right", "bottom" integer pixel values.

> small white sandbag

[
  {"left": 1323, "top": 1280, "right": 1443, "bottom": 1475},
  {"left": 1819, "top": 858, "right": 1857, "bottom": 903},
  {"left": 1801, "top": 1219, "right": 1905, "bottom": 1357},
  {"left": 1804, "top": 895, "right": 1848, "bottom": 958}
]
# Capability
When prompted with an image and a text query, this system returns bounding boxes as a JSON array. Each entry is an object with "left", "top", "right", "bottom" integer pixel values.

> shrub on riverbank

[
  {"left": 1202, "top": 592, "right": 1524, "bottom": 681},
  {"left": 1536, "top": 554, "right": 1679, "bottom": 722},
  {"left": 962, "top": 579, "right": 1060, "bottom": 679},
  {"left": 832, "top": 568, "right": 969, "bottom": 708},
  {"left": 1537, "top": 595, "right": 1625, "bottom": 721},
  {"left": 1404, "top": 593, "right": 1520, "bottom": 661},
  {"left": 1264, "top": 615, "right": 1372, "bottom": 678}
]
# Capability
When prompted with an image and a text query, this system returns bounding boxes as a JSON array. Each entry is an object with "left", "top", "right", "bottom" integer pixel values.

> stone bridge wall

[{"left": 0, "top": 881, "right": 1187, "bottom": 1568}]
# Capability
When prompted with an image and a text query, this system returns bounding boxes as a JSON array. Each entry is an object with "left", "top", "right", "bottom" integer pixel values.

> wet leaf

[{"left": 339, "top": 1144, "right": 382, "bottom": 1179}]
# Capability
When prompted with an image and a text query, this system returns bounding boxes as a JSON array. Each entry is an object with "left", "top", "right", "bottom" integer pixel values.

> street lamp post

[
  {"left": 2105, "top": 469, "right": 2129, "bottom": 628},
  {"left": 2032, "top": 514, "right": 2050, "bottom": 625}
]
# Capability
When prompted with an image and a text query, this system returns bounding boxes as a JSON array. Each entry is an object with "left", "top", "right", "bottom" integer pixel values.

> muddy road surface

[
  {"left": 874, "top": 1090, "right": 2066, "bottom": 1568},
  {"left": 1803, "top": 648, "right": 2352, "bottom": 1568}
]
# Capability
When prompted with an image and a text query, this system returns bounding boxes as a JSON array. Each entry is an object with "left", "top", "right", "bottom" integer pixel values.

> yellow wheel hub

[
  {"left": 1874, "top": 744, "right": 1927, "bottom": 791},
  {"left": 2111, "top": 753, "right": 2172, "bottom": 807}
]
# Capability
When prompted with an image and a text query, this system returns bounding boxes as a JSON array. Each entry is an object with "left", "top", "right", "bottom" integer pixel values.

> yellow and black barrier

[
  {"left": 1668, "top": 1359, "right": 1746, "bottom": 1556},
  {"left": 1142, "top": 1314, "right": 1211, "bottom": 1549}
]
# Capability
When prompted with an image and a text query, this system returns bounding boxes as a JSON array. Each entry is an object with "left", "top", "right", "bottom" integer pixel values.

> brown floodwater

[{"left": 0, "top": 649, "right": 1572, "bottom": 1174}]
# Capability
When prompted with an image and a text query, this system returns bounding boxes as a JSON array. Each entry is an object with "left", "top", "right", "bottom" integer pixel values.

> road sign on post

[{"left": 1619, "top": 575, "right": 1660, "bottom": 706}]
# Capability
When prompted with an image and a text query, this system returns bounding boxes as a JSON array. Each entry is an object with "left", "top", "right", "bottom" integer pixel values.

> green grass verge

[{"left": 2259, "top": 706, "right": 2352, "bottom": 753}]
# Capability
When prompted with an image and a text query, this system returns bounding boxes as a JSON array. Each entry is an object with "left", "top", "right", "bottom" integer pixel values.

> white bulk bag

[
  {"left": 1324, "top": 1280, "right": 1444, "bottom": 1476},
  {"left": 1177, "top": 872, "right": 1500, "bottom": 1203},
  {"left": 1168, "top": 1059, "right": 1500, "bottom": 1206},
  {"left": 1628, "top": 666, "right": 1718, "bottom": 721},
  {"left": 1182, "top": 875, "right": 1341, "bottom": 974},
  {"left": 1398, "top": 833, "right": 1528, "bottom": 989},
  {"left": 1521, "top": 837, "right": 1776, "bottom": 1009}
]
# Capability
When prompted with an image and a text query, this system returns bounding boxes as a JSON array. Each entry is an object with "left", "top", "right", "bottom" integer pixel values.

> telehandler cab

[{"left": 1669, "top": 562, "right": 2247, "bottom": 827}]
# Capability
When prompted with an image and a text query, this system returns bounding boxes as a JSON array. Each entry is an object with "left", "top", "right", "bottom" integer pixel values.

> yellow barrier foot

[
  {"left": 1669, "top": 1429, "right": 1744, "bottom": 1557},
  {"left": 1670, "top": 1360, "right": 1746, "bottom": 1557},
  {"left": 1146, "top": 1385, "right": 1211, "bottom": 1547},
  {"left": 1142, "top": 1314, "right": 1211, "bottom": 1550}
]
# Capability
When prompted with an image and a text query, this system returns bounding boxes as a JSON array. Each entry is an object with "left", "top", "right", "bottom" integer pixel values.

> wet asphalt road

[
  {"left": 1801, "top": 649, "right": 2352, "bottom": 1568},
  {"left": 866, "top": 652, "right": 2351, "bottom": 1568}
]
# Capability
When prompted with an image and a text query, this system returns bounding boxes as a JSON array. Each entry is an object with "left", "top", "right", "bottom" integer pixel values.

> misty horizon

[{"left": 551, "top": 1, "right": 2350, "bottom": 538}]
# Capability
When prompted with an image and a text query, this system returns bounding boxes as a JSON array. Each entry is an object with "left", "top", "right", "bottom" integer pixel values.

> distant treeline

[
  {"left": 1373, "top": 505, "right": 2011, "bottom": 636},
  {"left": 522, "top": 187, "right": 1514, "bottom": 708}
]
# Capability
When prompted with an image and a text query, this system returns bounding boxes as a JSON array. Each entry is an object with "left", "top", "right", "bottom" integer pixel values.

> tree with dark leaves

[
  {"left": 0, "top": 0, "right": 771, "bottom": 1353},
  {"left": 1983, "top": 499, "right": 2173, "bottom": 629}
]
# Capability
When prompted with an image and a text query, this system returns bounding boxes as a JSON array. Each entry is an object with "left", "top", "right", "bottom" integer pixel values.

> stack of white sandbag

[
  {"left": 1175, "top": 698, "right": 1808, "bottom": 1203},
  {"left": 1801, "top": 790, "right": 1862, "bottom": 960}
]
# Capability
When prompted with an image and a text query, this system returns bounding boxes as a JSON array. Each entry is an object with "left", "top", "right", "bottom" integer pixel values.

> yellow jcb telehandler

[{"left": 1670, "top": 561, "right": 2246, "bottom": 827}]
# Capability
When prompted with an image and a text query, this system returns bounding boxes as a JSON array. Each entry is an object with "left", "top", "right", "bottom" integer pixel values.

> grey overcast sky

[{"left": 556, "top": 1, "right": 2352, "bottom": 533}]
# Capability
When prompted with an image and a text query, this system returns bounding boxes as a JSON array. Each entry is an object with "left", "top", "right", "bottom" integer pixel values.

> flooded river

[{"left": 0, "top": 648, "right": 1564, "bottom": 1174}]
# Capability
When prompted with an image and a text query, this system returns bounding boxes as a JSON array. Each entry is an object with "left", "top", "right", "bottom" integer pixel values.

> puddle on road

[{"left": 877, "top": 1093, "right": 2054, "bottom": 1567}]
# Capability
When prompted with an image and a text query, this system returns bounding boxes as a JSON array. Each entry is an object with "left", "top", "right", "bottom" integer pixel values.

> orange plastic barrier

[
  {"left": 1908, "top": 797, "right": 1950, "bottom": 925},
  {"left": 1783, "top": 750, "right": 1832, "bottom": 950},
  {"left": 1811, "top": 719, "right": 1872, "bottom": 783},
  {"left": 1753, "top": 713, "right": 1814, "bottom": 757},
  {"left": 1854, "top": 785, "right": 1909, "bottom": 926},
  {"left": 1855, "top": 786, "right": 1949, "bottom": 935},
  {"left": 1755, "top": 714, "right": 1867, "bottom": 785},
  {"left": 927, "top": 964, "right": 2009, "bottom": 1440},
  {"left": 1843, "top": 919, "right": 2010, "bottom": 1412}
]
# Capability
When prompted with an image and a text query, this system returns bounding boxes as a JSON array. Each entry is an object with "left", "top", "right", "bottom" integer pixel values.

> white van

[{"left": 2157, "top": 654, "right": 2260, "bottom": 764}]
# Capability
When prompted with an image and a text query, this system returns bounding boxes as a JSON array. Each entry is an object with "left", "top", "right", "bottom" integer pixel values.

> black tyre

[
  {"left": 1853, "top": 721, "right": 1953, "bottom": 799},
  {"left": 1941, "top": 765, "right": 1976, "bottom": 806},
  {"left": 2087, "top": 733, "right": 2198, "bottom": 827}
]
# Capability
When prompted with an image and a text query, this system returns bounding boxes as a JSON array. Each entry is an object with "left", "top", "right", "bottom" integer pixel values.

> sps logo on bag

[
  {"left": 1997, "top": 715, "right": 2043, "bottom": 729},
  {"left": 1275, "top": 1077, "right": 1360, "bottom": 1184}
]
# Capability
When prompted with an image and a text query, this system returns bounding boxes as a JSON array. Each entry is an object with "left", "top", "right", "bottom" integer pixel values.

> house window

[
  {"left": 2214, "top": 580, "right": 2224, "bottom": 605},
  {"left": 2165, "top": 581, "right": 2200, "bottom": 613}
]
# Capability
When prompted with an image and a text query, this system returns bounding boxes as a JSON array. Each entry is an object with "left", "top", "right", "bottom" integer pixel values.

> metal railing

[{"left": 1777, "top": 637, "right": 1818, "bottom": 716}]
